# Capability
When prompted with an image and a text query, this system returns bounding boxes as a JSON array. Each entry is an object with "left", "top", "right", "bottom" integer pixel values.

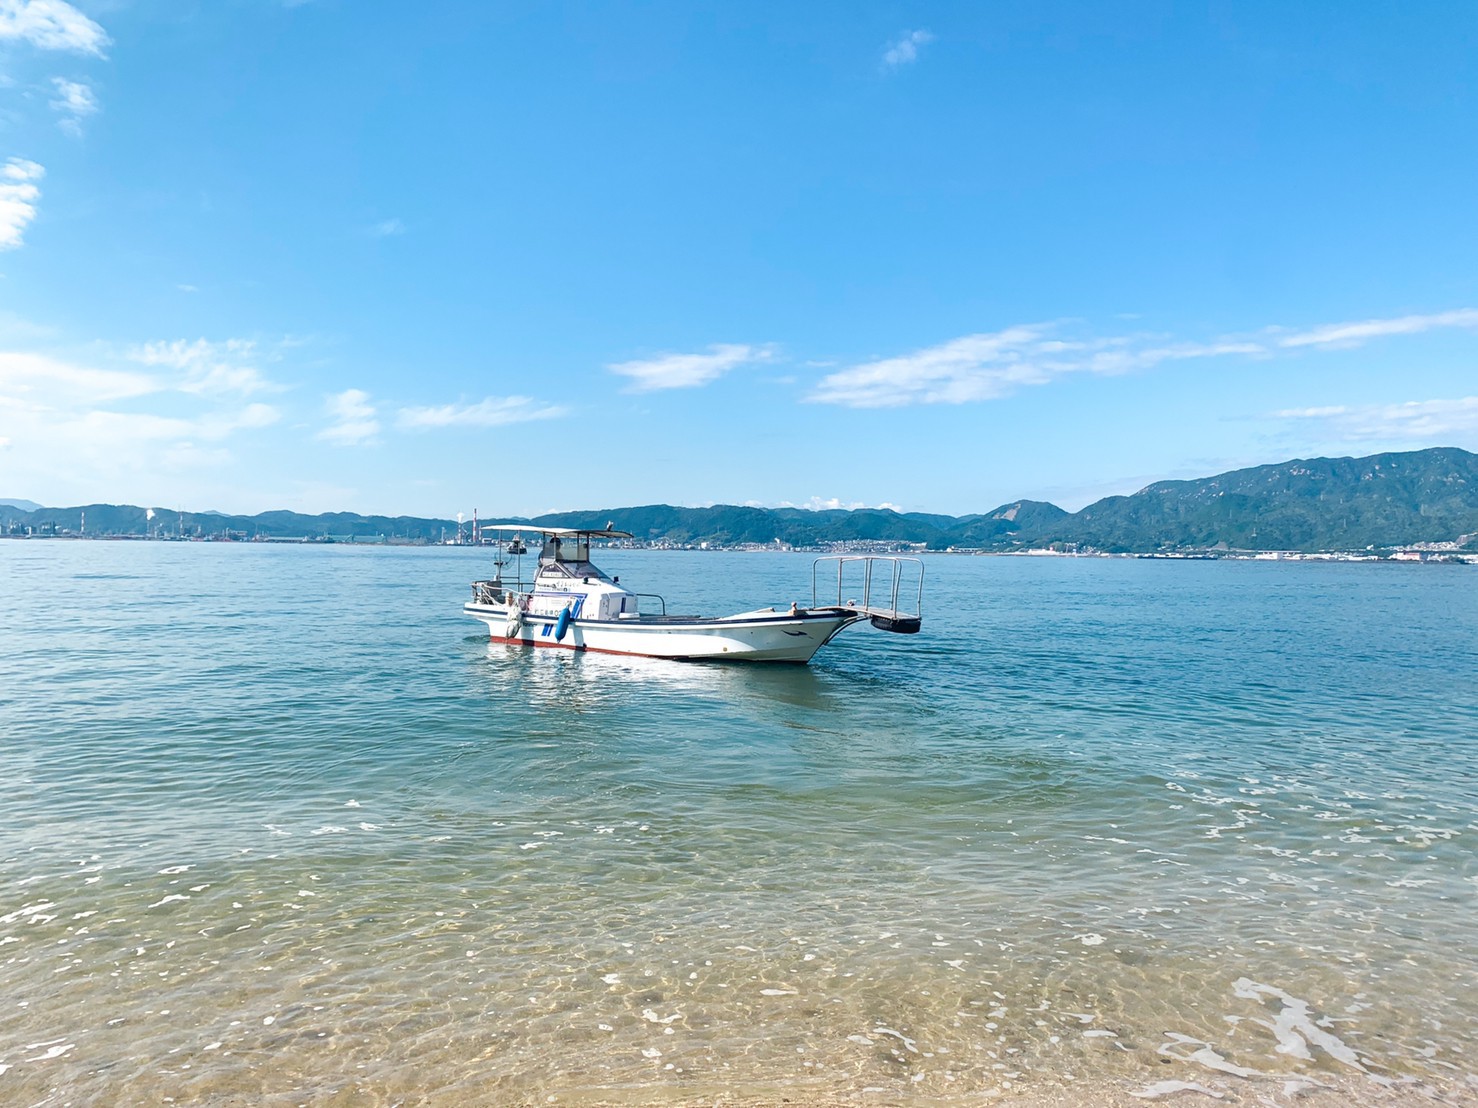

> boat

[{"left": 465, "top": 526, "right": 923, "bottom": 663}]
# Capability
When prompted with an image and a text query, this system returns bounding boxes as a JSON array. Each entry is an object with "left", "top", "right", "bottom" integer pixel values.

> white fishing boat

[{"left": 465, "top": 526, "right": 922, "bottom": 663}]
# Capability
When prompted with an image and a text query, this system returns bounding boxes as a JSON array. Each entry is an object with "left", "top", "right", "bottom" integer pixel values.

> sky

[{"left": 1, "top": 0, "right": 1476, "bottom": 519}]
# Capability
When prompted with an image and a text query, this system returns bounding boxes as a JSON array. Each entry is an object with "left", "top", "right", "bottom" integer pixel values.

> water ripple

[{"left": 1, "top": 543, "right": 1474, "bottom": 1102}]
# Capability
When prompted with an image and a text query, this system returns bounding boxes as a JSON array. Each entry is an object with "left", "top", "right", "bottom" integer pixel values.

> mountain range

[{"left": 4, "top": 447, "right": 1476, "bottom": 553}]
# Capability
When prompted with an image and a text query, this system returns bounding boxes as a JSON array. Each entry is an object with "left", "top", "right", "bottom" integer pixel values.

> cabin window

[
  {"left": 537, "top": 535, "right": 610, "bottom": 581},
  {"left": 541, "top": 535, "right": 592, "bottom": 563}
]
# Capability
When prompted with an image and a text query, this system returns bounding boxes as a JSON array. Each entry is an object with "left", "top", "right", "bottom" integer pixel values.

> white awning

[{"left": 476, "top": 524, "right": 633, "bottom": 540}]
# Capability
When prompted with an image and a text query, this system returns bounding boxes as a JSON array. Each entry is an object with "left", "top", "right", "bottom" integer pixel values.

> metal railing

[
  {"left": 812, "top": 556, "right": 923, "bottom": 628},
  {"left": 628, "top": 592, "right": 668, "bottom": 616}
]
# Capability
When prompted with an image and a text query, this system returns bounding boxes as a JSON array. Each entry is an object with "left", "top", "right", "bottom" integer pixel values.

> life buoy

[{"left": 554, "top": 603, "right": 573, "bottom": 642}]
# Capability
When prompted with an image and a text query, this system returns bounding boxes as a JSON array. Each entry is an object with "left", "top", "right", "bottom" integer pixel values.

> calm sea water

[{"left": 2, "top": 541, "right": 1475, "bottom": 1105}]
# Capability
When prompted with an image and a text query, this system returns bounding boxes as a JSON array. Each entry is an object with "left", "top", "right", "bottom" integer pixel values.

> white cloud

[
  {"left": 812, "top": 326, "right": 1050, "bottom": 408},
  {"left": 49, "top": 77, "right": 97, "bottom": 135},
  {"left": 807, "top": 323, "right": 1267, "bottom": 409},
  {"left": 396, "top": 395, "right": 567, "bottom": 429},
  {"left": 1276, "top": 309, "right": 1478, "bottom": 349},
  {"left": 607, "top": 343, "right": 775, "bottom": 392},
  {"left": 368, "top": 218, "right": 404, "bottom": 237},
  {"left": 0, "top": 157, "right": 44, "bottom": 251},
  {"left": 786, "top": 497, "right": 905, "bottom": 512},
  {"left": 1270, "top": 396, "right": 1478, "bottom": 442},
  {"left": 883, "top": 29, "right": 934, "bottom": 69},
  {"left": 0, "top": 348, "right": 157, "bottom": 401},
  {"left": 0, "top": 327, "right": 296, "bottom": 506},
  {"left": 1, "top": 157, "right": 43, "bottom": 181},
  {"left": 55, "top": 402, "right": 279, "bottom": 444},
  {"left": 809, "top": 325, "right": 1236, "bottom": 408},
  {"left": 0, "top": 0, "right": 109, "bottom": 55},
  {"left": 0, "top": 347, "right": 281, "bottom": 434},
  {"left": 317, "top": 388, "right": 380, "bottom": 446},
  {"left": 0, "top": 358, "right": 280, "bottom": 496},
  {"left": 127, "top": 337, "right": 276, "bottom": 396},
  {"left": 810, "top": 307, "right": 1478, "bottom": 410}
]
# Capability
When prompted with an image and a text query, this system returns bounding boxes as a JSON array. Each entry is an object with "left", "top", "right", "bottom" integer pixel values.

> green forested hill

[
  {"left": 5, "top": 447, "right": 1476, "bottom": 551},
  {"left": 1030, "top": 447, "right": 1478, "bottom": 551},
  {"left": 942, "top": 500, "right": 1070, "bottom": 548}
]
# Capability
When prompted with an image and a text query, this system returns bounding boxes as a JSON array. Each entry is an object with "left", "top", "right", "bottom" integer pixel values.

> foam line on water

[{"left": 1232, "top": 978, "right": 1369, "bottom": 1071}]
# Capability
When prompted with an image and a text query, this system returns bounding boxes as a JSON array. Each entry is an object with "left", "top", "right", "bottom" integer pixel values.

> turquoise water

[{"left": 2, "top": 541, "right": 1475, "bottom": 1104}]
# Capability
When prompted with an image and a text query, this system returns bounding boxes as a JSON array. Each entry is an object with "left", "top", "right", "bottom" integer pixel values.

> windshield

[
  {"left": 537, "top": 535, "right": 612, "bottom": 581},
  {"left": 540, "top": 535, "right": 590, "bottom": 562}
]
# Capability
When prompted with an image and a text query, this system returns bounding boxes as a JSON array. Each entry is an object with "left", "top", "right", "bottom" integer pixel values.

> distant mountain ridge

[
  {"left": 3, "top": 447, "right": 1476, "bottom": 552},
  {"left": 1036, "top": 447, "right": 1478, "bottom": 551}
]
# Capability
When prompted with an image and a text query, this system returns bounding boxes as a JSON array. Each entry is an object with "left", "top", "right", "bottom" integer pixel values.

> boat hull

[{"left": 465, "top": 603, "right": 865, "bottom": 663}]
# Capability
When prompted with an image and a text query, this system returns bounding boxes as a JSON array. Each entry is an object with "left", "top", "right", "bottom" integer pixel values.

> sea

[{"left": 2, "top": 540, "right": 1475, "bottom": 1106}]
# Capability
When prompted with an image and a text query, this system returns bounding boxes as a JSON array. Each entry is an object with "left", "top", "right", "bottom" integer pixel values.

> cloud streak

[
  {"left": 397, "top": 395, "right": 567, "bottom": 429},
  {"left": 811, "top": 307, "right": 1478, "bottom": 409},
  {"left": 809, "top": 325, "right": 1263, "bottom": 408},
  {"left": 0, "top": 349, "right": 157, "bottom": 402},
  {"left": 0, "top": 0, "right": 109, "bottom": 55},
  {"left": 608, "top": 343, "right": 775, "bottom": 392},
  {"left": 1271, "top": 396, "right": 1478, "bottom": 442},
  {"left": 56, "top": 402, "right": 281, "bottom": 444},
  {"left": 0, "top": 342, "right": 281, "bottom": 500},
  {"left": 0, "top": 158, "right": 44, "bottom": 251},
  {"left": 1276, "top": 309, "right": 1478, "bottom": 349}
]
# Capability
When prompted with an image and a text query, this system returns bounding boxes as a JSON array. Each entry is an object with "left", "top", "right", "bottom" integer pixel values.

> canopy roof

[{"left": 476, "top": 524, "right": 633, "bottom": 540}]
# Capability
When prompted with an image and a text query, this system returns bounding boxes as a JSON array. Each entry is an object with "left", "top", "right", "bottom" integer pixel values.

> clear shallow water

[{"left": 1, "top": 541, "right": 1475, "bottom": 1104}]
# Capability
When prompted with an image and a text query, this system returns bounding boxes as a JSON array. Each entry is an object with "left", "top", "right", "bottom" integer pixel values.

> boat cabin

[
  {"left": 536, "top": 533, "right": 613, "bottom": 583},
  {"left": 518, "top": 528, "right": 639, "bottom": 620}
]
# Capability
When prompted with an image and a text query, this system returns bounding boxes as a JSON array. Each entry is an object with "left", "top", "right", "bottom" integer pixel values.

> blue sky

[{"left": 2, "top": 1, "right": 1475, "bottom": 518}]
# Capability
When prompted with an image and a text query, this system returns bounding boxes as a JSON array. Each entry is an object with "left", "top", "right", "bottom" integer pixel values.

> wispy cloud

[
  {"left": 0, "top": 342, "right": 281, "bottom": 496},
  {"left": 368, "top": 217, "right": 405, "bottom": 238},
  {"left": 810, "top": 308, "right": 1478, "bottom": 409},
  {"left": 54, "top": 402, "right": 281, "bottom": 444},
  {"left": 882, "top": 29, "right": 934, "bottom": 69},
  {"left": 0, "top": 349, "right": 157, "bottom": 402},
  {"left": 0, "top": 0, "right": 109, "bottom": 56},
  {"left": 608, "top": 343, "right": 775, "bottom": 392},
  {"left": 317, "top": 388, "right": 380, "bottom": 446},
  {"left": 0, "top": 401, "right": 280, "bottom": 483},
  {"left": 1270, "top": 396, "right": 1478, "bottom": 442},
  {"left": 49, "top": 77, "right": 97, "bottom": 135},
  {"left": 781, "top": 496, "right": 905, "bottom": 512},
  {"left": 0, "top": 158, "right": 44, "bottom": 251},
  {"left": 127, "top": 338, "right": 278, "bottom": 396},
  {"left": 397, "top": 396, "right": 567, "bottom": 429},
  {"left": 810, "top": 324, "right": 1262, "bottom": 409},
  {"left": 1276, "top": 309, "right": 1478, "bottom": 349}
]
